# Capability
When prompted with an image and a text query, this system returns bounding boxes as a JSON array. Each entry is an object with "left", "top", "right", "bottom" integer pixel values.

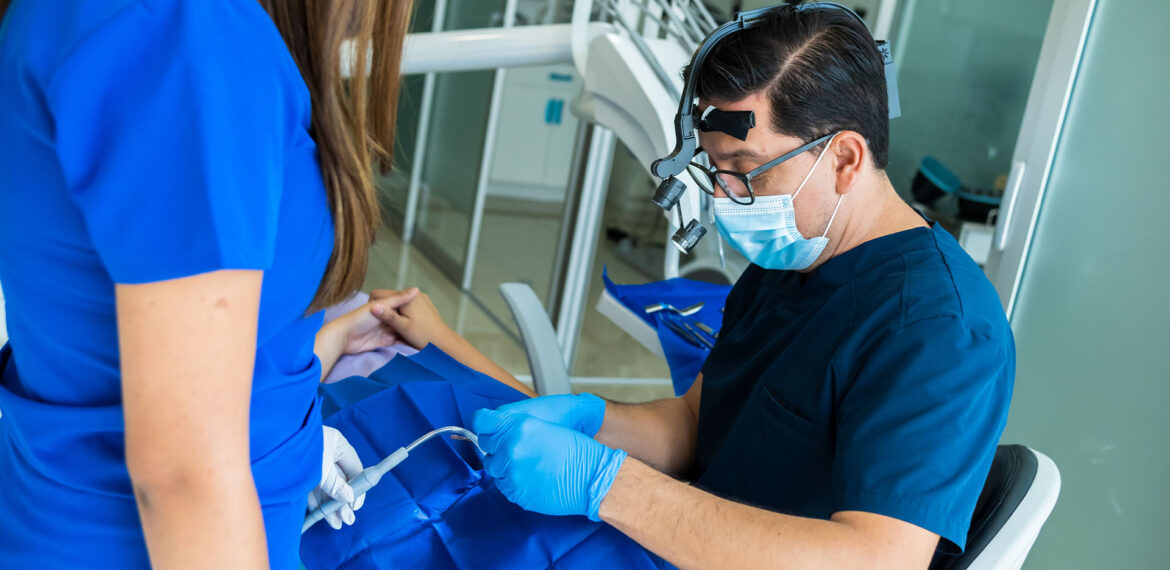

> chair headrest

[{"left": 930, "top": 444, "right": 1039, "bottom": 569}]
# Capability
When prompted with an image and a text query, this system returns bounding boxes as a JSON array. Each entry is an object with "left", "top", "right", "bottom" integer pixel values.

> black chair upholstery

[{"left": 929, "top": 444, "right": 1039, "bottom": 570}]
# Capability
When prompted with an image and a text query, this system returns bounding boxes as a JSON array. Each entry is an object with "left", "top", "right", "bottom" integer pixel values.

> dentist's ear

[{"left": 830, "top": 131, "right": 869, "bottom": 195}]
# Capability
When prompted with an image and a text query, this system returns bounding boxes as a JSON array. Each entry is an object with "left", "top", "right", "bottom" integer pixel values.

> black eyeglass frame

[{"left": 688, "top": 131, "right": 840, "bottom": 205}]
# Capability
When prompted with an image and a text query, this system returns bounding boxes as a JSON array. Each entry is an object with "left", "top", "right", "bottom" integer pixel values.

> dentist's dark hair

[{"left": 685, "top": 3, "right": 890, "bottom": 168}]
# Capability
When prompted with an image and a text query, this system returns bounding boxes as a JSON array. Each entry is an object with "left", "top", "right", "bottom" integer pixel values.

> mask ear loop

[
  {"left": 821, "top": 194, "right": 845, "bottom": 238},
  {"left": 791, "top": 132, "right": 840, "bottom": 201},
  {"left": 703, "top": 191, "right": 727, "bottom": 268}
]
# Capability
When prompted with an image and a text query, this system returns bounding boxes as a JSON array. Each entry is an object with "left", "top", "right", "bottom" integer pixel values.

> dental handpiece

[{"left": 301, "top": 426, "right": 484, "bottom": 534}]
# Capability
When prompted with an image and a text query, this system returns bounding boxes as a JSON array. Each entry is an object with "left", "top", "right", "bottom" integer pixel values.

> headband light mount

[{"left": 698, "top": 106, "right": 756, "bottom": 141}]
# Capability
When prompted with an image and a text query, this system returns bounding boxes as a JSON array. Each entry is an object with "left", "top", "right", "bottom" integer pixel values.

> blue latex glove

[
  {"left": 473, "top": 408, "right": 627, "bottom": 522},
  {"left": 494, "top": 393, "right": 607, "bottom": 436}
]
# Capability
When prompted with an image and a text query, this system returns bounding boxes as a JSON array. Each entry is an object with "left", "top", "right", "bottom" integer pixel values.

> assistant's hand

[
  {"left": 308, "top": 426, "right": 367, "bottom": 530},
  {"left": 472, "top": 409, "right": 627, "bottom": 521},
  {"left": 369, "top": 288, "right": 453, "bottom": 350},
  {"left": 494, "top": 394, "right": 606, "bottom": 436}
]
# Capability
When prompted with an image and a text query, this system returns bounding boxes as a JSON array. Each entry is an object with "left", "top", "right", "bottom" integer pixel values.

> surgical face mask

[{"left": 712, "top": 139, "right": 843, "bottom": 271}]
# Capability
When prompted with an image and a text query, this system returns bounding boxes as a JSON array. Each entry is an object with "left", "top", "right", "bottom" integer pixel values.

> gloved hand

[
  {"left": 493, "top": 393, "right": 606, "bottom": 436},
  {"left": 472, "top": 408, "right": 626, "bottom": 521},
  {"left": 308, "top": 426, "right": 367, "bottom": 530}
]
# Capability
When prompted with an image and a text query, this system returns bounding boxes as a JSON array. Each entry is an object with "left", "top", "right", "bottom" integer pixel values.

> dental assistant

[
  {"left": 471, "top": 6, "right": 1014, "bottom": 569},
  {"left": 0, "top": 0, "right": 411, "bottom": 567}
]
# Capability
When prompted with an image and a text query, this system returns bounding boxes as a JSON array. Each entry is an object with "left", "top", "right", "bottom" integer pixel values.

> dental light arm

[{"left": 302, "top": 426, "right": 484, "bottom": 534}]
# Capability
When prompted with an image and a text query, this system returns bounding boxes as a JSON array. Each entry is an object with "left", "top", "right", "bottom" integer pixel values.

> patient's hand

[
  {"left": 328, "top": 290, "right": 419, "bottom": 355},
  {"left": 369, "top": 288, "right": 452, "bottom": 350},
  {"left": 370, "top": 288, "right": 537, "bottom": 397},
  {"left": 315, "top": 289, "right": 419, "bottom": 381}
]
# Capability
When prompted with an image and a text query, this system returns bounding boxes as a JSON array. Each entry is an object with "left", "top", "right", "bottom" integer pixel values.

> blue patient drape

[
  {"left": 301, "top": 345, "right": 665, "bottom": 569},
  {"left": 602, "top": 271, "right": 732, "bottom": 395}
]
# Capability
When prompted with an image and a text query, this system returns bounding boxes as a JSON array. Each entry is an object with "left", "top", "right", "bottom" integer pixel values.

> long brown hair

[
  {"left": 0, "top": 0, "right": 408, "bottom": 310},
  {"left": 261, "top": 0, "right": 413, "bottom": 311}
]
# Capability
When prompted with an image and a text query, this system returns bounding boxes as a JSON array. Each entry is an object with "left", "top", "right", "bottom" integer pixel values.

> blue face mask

[{"left": 713, "top": 139, "right": 843, "bottom": 271}]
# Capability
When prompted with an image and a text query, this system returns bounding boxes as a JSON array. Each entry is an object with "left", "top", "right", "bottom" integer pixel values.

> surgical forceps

[{"left": 645, "top": 302, "right": 715, "bottom": 348}]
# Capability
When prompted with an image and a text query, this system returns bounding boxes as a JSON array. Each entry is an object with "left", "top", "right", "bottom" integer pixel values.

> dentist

[{"left": 472, "top": 5, "right": 1014, "bottom": 569}]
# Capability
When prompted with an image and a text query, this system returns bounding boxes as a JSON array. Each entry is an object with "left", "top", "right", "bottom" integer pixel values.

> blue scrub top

[
  {"left": 0, "top": 1, "right": 333, "bottom": 567},
  {"left": 695, "top": 223, "right": 1014, "bottom": 553}
]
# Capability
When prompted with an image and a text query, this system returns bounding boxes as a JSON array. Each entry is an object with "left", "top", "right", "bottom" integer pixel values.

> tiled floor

[{"left": 362, "top": 201, "right": 675, "bottom": 404}]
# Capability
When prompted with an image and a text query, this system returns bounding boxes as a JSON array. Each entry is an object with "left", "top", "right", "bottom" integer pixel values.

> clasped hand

[{"left": 319, "top": 287, "right": 453, "bottom": 358}]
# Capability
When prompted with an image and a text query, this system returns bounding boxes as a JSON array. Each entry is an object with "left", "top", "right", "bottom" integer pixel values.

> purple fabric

[{"left": 322, "top": 292, "right": 418, "bottom": 384}]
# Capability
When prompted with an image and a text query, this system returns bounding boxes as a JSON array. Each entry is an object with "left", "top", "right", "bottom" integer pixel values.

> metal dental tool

[
  {"left": 302, "top": 426, "right": 484, "bottom": 534},
  {"left": 643, "top": 301, "right": 704, "bottom": 316},
  {"left": 673, "top": 315, "right": 714, "bottom": 349},
  {"left": 651, "top": 307, "right": 714, "bottom": 349},
  {"left": 662, "top": 316, "right": 711, "bottom": 349},
  {"left": 692, "top": 320, "right": 718, "bottom": 340},
  {"left": 644, "top": 301, "right": 719, "bottom": 346}
]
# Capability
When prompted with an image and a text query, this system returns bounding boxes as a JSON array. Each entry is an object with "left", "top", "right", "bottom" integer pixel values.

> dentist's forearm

[
  {"left": 599, "top": 459, "right": 934, "bottom": 570},
  {"left": 592, "top": 373, "right": 701, "bottom": 476},
  {"left": 595, "top": 397, "right": 697, "bottom": 476}
]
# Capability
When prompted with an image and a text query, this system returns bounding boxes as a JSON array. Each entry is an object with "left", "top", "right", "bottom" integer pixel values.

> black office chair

[{"left": 930, "top": 445, "right": 1061, "bottom": 570}]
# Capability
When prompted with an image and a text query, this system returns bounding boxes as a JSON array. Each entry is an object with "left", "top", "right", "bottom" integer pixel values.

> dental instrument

[
  {"left": 692, "top": 320, "right": 718, "bottom": 340},
  {"left": 643, "top": 301, "right": 704, "bottom": 316},
  {"left": 662, "top": 318, "right": 707, "bottom": 349},
  {"left": 302, "top": 426, "right": 484, "bottom": 533},
  {"left": 672, "top": 315, "right": 714, "bottom": 349},
  {"left": 660, "top": 311, "right": 713, "bottom": 349}
]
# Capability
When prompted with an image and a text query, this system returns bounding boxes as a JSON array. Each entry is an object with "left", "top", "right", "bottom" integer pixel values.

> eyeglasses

[{"left": 686, "top": 132, "right": 840, "bottom": 205}]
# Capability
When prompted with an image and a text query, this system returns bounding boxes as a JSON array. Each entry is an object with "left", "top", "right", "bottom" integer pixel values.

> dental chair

[
  {"left": 931, "top": 445, "right": 1061, "bottom": 570},
  {"left": 498, "top": 282, "right": 573, "bottom": 396}
]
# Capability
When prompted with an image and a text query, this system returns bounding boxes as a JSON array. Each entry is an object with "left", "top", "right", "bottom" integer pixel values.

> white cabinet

[{"left": 487, "top": 64, "right": 582, "bottom": 202}]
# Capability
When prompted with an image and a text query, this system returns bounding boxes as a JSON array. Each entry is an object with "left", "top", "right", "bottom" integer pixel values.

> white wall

[
  {"left": 885, "top": 0, "right": 1053, "bottom": 198},
  {"left": 1001, "top": 1, "right": 1170, "bottom": 567}
]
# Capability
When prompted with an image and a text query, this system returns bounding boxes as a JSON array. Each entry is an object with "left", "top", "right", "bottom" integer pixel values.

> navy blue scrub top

[
  {"left": 0, "top": 1, "right": 333, "bottom": 567},
  {"left": 695, "top": 222, "right": 1014, "bottom": 553}
]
